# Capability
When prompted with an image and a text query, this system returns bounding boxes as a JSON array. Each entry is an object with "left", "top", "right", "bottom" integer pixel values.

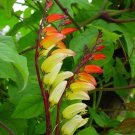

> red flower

[{"left": 84, "top": 65, "right": 103, "bottom": 74}]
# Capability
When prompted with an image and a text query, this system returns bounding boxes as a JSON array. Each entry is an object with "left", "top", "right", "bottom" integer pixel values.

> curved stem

[
  {"left": 35, "top": 1, "right": 51, "bottom": 135},
  {"left": 0, "top": 121, "right": 15, "bottom": 135}
]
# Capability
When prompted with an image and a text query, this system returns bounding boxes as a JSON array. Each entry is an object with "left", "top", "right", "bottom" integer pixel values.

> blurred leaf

[
  {"left": 35, "top": 121, "right": 46, "bottom": 135},
  {"left": 115, "top": 118, "right": 135, "bottom": 134},
  {"left": 125, "top": 102, "right": 135, "bottom": 111},
  {"left": 0, "top": 36, "right": 29, "bottom": 90},
  {"left": 0, "top": 103, "right": 27, "bottom": 135},
  {"left": 77, "top": 126, "right": 99, "bottom": 135},
  {"left": 89, "top": 107, "right": 106, "bottom": 127},
  {"left": 12, "top": 95, "right": 44, "bottom": 119},
  {"left": 0, "top": 0, "right": 15, "bottom": 18}
]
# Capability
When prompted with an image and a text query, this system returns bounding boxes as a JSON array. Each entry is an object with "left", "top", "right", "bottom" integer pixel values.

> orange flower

[
  {"left": 78, "top": 72, "right": 97, "bottom": 86},
  {"left": 43, "top": 26, "right": 58, "bottom": 35},
  {"left": 61, "top": 28, "right": 77, "bottom": 35},
  {"left": 56, "top": 41, "right": 66, "bottom": 49},
  {"left": 93, "top": 54, "right": 106, "bottom": 60},
  {"left": 46, "top": 14, "right": 65, "bottom": 23},
  {"left": 40, "top": 33, "right": 66, "bottom": 49},
  {"left": 84, "top": 65, "right": 103, "bottom": 74}
]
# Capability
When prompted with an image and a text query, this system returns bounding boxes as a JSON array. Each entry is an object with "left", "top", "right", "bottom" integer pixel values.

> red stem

[
  {"left": 0, "top": 121, "right": 15, "bottom": 135},
  {"left": 35, "top": 1, "right": 51, "bottom": 135},
  {"left": 55, "top": 31, "right": 102, "bottom": 135}
]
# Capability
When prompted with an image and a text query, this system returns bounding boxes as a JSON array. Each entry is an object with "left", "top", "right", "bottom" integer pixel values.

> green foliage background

[{"left": 0, "top": 0, "right": 135, "bottom": 135}]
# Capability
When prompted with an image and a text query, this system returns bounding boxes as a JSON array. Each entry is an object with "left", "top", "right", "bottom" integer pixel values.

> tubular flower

[
  {"left": 96, "top": 45, "right": 105, "bottom": 51},
  {"left": 56, "top": 41, "right": 66, "bottom": 49},
  {"left": 61, "top": 115, "right": 88, "bottom": 135},
  {"left": 40, "top": 33, "right": 66, "bottom": 49},
  {"left": 52, "top": 71, "right": 73, "bottom": 88},
  {"left": 43, "top": 62, "right": 62, "bottom": 85},
  {"left": 84, "top": 65, "right": 103, "bottom": 74},
  {"left": 66, "top": 91, "right": 90, "bottom": 100},
  {"left": 43, "top": 26, "right": 58, "bottom": 35},
  {"left": 93, "top": 53, "right": 106, "bottom": 60},
  {"left": 78, "top": 72, "right": 97, "bottom": 86},
  {"left": 62, "top": 103, "right": 87, "bottom": 119},
  {"left": 41, "top": 53, "right": 67, "bottom": 73},
  {"left": 51, "top": 49, "right": 76, "bottom": 56},
  {"left": 46, "top": 13, "right": 65, "bottom": 23},
  {"left": 49, "top": 81, "right": 67, "bottom": 105},
  {"left": 70, "top": 81, "right": 95, "bottom": 92},
  {"left": 39, "top": 45, "right": 55, "bottom": 57},
  {"left": 61, "top": 28, "right": 77, "bottom": 35}
]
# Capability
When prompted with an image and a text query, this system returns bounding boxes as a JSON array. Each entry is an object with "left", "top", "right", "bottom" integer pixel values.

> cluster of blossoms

[{"left": 39, "top": 12, "right": 105, "bottom": 135}]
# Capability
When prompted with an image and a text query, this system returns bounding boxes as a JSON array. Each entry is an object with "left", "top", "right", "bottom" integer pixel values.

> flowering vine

[{"left": 35, "top": 1, "right": 106, "bottom": 135}]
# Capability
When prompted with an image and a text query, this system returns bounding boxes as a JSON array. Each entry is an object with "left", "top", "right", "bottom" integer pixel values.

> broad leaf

[
  {"left": 0, "top": 36, "right": 29, "bottom": 90},
  {"left": 12, "top": 95, "right": 44, "bottom": 119}
]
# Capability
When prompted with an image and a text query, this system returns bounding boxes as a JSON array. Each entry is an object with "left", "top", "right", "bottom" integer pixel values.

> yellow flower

[
  {"left": 66, "top": 91, "right": 90, "bottom": 100},
  {"left": 39, "top": 45, "right": 55, "bottom": 57},
  {"left": 61, "top": 115, "right": 88, "bottom": 135},
  {"left": 41, "top": 53, "right": 67, "bottom": 73},
  {"left": 70, "top": 81, "right": 95, "bottom": 92},
  {"left": 49, "top": 81, "right": 67, "bottom": 105},
  {"left": 51, "top": 49, "right": 75, "bottom": 56},
  {"left": 62, "top": 103, "right": 87, "bottom": 119},
  {"left": 43, "top": 62, "right": 62, "bottom": 85},
  {"left": 52, "top": 71, "right": 73, "bottom": 88}
]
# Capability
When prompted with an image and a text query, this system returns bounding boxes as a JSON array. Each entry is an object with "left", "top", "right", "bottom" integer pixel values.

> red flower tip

[
  {"left": 84, "top": 65, "right": 103, "bottom": 74},
  {"left": 61, "top": 28, "right": 77, "bottom": 35},
  {"left": 96, "top": 45, "right": 105, "bottom": 52},
  {"left": 46, "top": 14, "right": 65, "bottom": 23},
  {"left": 64, "top": 20, "right": 72, "bottom": 25},
  {"left": 93, "top": 54, "right": 106, "bottom": 60}
]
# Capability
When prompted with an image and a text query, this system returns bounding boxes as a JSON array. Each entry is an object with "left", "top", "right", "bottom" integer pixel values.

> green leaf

[
  {"left": 35, "top": 122, "right": 46, "bottom": 135},
  {"left": 0, "top": 59, "right": 16, "bottom": 81},
  {"left": 69, "top": 27, "right": 98, "bottom": 67},
  {"left": 12, "top": 95, "right": 44, "bottom": 119},
  {"left": 89, "top": 107, "right": 106, "bottom": 127},
  {"left": 0, "top": 36, "right": 29, "bottom": 90},
  {"left": 77, "top": 126, "right": 99, "bottom": 135},
  {"left": 0, "top": 0, "right": 15, "bottom": 18},
  {"left": 0, "top": 103, "right": 27, "bottom": 135}
]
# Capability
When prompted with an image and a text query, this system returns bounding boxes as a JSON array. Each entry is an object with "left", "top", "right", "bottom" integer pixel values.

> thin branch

[
  {"left": 35, "top": 1, "right": 51, "bottom": 135},
  {"left": 0, "top": 121, "right": 16, "bottom": 135},
  {"left": 55, "top": 31, "right": 101, "bottom": 135},
  {"left": 53, "top": 0, "right": 82, "bottom": 32},
  {"left": 19, "top": 46, "right": 36, "bottom": 55},
  {"left": 94, "top": 84, "right": 135, "bottom": 92}
]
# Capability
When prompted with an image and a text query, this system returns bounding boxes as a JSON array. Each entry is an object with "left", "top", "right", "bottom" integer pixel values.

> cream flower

[
  {"left": 61, "top": 115, "right": 88, "bottom": 135},
  {"left": 62, "top": 103, "right": 87, "bottom": 119}
]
